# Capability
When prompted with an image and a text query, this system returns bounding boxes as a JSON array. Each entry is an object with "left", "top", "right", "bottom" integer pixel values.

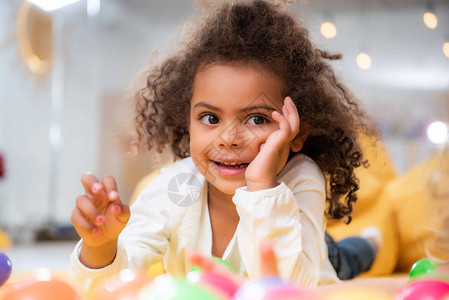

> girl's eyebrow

[
  {"left": 242, "top": 105, "right": 277, "bottom": 112},
  {"left": 193, "top": 102, "right": 277, "bottom": 113},
  {"left": 192, "top": 102, "right": 222, "bottom": 112}
]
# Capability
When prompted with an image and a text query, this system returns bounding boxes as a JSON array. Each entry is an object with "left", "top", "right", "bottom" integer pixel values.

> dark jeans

[{"left": 325, "top": 232, "right": 376, "bottom": 280}]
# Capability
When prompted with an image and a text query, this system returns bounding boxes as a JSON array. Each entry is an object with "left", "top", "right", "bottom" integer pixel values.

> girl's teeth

[{"left": 217, "top": 162, "right": 248, "bottom": 168}]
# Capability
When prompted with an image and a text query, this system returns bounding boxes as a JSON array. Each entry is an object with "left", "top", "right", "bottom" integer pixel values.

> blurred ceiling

[
  {"left": 1, "top": 0, "right": 448, "bottom": 93},
  {"left": 103, "top": 0, "right": 449, "bottom": 92}
]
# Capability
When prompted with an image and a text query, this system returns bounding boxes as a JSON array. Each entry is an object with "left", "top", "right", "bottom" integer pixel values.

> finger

[
  {"left": 272, "top": 110, "right": 291, "bottom": 138},
  {"left": 81, "top": 173, "right": 103, "bottom": 196},
  {"left": 101, "top": 175, "right": 120, "bottom": 201},
  {"left": 71, "top": 208, "right": 96, "bottom": 235},
  {"left": 283, "top": 97, "right": 299, "bottom": 137},
  {"left": 110, "top": 202, "right": 131, "bottom": 224},
  {"left": 259, "top": 239, "right": 279, "bottom": 276},
  {"left": 76, "top": 195, "right": 104, "bottom": 226},
  {"left": 187, "top": 251, "right": 216, "bottom": 272}
]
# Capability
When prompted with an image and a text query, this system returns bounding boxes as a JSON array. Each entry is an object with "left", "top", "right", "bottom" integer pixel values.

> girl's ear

[
  {"left": 290, "top": 134, "right": 307, "bottom": 152},
  {"left": 290, "top": 123, "right": 309, "bottom": 152}
]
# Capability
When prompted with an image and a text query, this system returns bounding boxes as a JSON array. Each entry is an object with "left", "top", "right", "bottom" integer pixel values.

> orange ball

[
  {"left": 96, "top": 269, "right": 152, "bottom": 300},
  {"left": 0, "top": 269, "right": 82, "bottom": 300}
]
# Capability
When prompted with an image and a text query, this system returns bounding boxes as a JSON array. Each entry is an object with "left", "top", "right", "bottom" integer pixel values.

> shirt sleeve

[
  {"left": 233, "top": 155, "right": 327, "bottom": 287},
  {"left": 69, "top": 240, "right": 129, "bottom": 295}
]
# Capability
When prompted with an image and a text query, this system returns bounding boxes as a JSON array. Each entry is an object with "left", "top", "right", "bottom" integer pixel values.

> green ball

[
  {"left": 409, "top": 258, "right": 439, "bottom": 278},
  {"left": 190, "top": 265, "right": 201, "bottom": 273},
  {"left": 190, "top": 257, "right": 235, "bottom": 273},
  {"left": 139, "top": 275, "right": 220, "bottom": 300},
  {"left": 212, "top": 257, "right": 235, "bottom": 273}
]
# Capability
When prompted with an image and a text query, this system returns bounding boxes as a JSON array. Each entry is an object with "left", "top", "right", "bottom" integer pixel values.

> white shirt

[{"left": 70, "top": 154, "right": 338, "bottom": 293}]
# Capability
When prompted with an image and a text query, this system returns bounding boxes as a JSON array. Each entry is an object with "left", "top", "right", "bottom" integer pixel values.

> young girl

[
  {"left": 187, "top": 145, "right": 449, "bottom": 297},
  {"left": 70, "top": 0, "right": 372, "bottom": 293}
]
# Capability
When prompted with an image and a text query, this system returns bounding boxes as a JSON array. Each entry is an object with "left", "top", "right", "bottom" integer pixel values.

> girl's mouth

[
  {"left": 210, "top": 160, "right": 249, "bottom": 176},
  {"left": 214, "top": 161, "right": 249, "bottom": 168}
]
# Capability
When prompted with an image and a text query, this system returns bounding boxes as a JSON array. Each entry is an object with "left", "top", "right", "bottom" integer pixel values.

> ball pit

[{"left": 3, "top": 254, "right": 449, "bottom": 300}]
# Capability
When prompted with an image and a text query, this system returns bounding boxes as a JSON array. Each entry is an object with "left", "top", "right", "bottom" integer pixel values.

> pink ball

[
  {"left": 395, "top": 279, "right": 449, "bottom": 300},
  {"left": 188, "top": 270, "right": 240, "bottom": 298},
  {"left": 261, "top": 284, "right": 306, "bottom": 300}
]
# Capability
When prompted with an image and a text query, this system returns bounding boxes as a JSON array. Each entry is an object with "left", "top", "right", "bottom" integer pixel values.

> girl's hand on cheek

[
  {"left": 245, "top": 97, "right": 299, "bottom": 191},
  {"left": 71, "top": 173, "right": 130, "bottom": 248}
]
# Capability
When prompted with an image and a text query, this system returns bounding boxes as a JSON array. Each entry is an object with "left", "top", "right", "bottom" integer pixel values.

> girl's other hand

[
  {"left": 259, "top": 239, "right": 279, "bottom": 277},
  {"left": 187, "top": 239, "right": 279, "bottom": 280},
  {"left": 71, "top": 173, "right": 130, "bottom": 248},
  {"left": 245, "top": 97, "right": 300, "bottom": 191}
]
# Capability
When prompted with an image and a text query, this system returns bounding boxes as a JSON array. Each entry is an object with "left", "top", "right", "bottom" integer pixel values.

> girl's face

[{"left": 189, "top": 63, "right": 297, "bottom": 197}]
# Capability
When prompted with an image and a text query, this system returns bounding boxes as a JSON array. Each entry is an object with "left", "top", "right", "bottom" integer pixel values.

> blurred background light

[
  {"left": 87, "top": 0, "right": 101, "bottom": 16},
  {"left": 356, "top": 52, "right": 372, "bottom": 70},
  {"left": 443, "top": 42, "right": 449, "bottom": 58},
  {"left": 426, "top": 121, "right": 449, "bottom": 144},
  {"left": 423, "top": 11, "right": 438, "bottom": 29},
  {"left": 27, "top": 0, "right": 80, "bottom": 12},
  {"left": 321, "top": 21, "right": 337, "bottom": 39}
]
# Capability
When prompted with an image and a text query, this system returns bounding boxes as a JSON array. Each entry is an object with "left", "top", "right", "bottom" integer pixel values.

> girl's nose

[{"left": 218, "top": 122, "right": 245, "bottom": 149}]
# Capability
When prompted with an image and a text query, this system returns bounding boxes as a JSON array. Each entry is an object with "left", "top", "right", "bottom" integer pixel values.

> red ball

[
  {"left": 395, "top": 279, "right": 449, "bottom": 300},
  {"left": 0, "top": 268, "right": 82, "bottom": 300}
]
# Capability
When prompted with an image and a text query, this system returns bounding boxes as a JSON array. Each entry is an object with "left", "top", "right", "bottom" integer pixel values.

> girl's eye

[
  {"left": 200, "top": 114, "right": 219, "bottom": 125},
  {"left": 247, "top": 115, "right": 268, "bottom": 125}
]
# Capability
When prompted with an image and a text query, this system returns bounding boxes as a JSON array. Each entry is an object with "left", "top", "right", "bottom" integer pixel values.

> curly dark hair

[{"left": 135, "top": 0, "right": 373, "bottom": 223}]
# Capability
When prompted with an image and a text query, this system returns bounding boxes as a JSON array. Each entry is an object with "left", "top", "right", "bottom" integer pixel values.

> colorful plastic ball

[
  {"left": 260, "top": 284, "right": 306, "bottom": 300},
  {"left": 233, "top": 275, "right": 304, "bottom": 300},
  {"left": 395, "top": 279, "right": 449, "bottom": 300},
  {"left": 191, "top": 257, "right": 234, "bottom": 274},
  {"left": 139, "top": 274, "right": 221, "bottom": 300},
  {"left": 188, "top": 270, "right": 240, "bottom": 298},
  {"left": 0, "top": 252, "right": 12, "bottom": 286},
  {"left": 409, "top": 258, "right": 439, "bottom": 279},
  {"left": 212, "top": 257, "right": 235, "bottom": 273},
  {"left": 0, "top": 268, "right": 83, "bottom": 300},
  {"left": 96, "top": 268, "right": 152, "bottom": 300}
]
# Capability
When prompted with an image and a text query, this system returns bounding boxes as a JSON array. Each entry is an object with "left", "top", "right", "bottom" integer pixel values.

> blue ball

[{"left": 0, "top": 252, "right": 12, "bottom": 286}]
